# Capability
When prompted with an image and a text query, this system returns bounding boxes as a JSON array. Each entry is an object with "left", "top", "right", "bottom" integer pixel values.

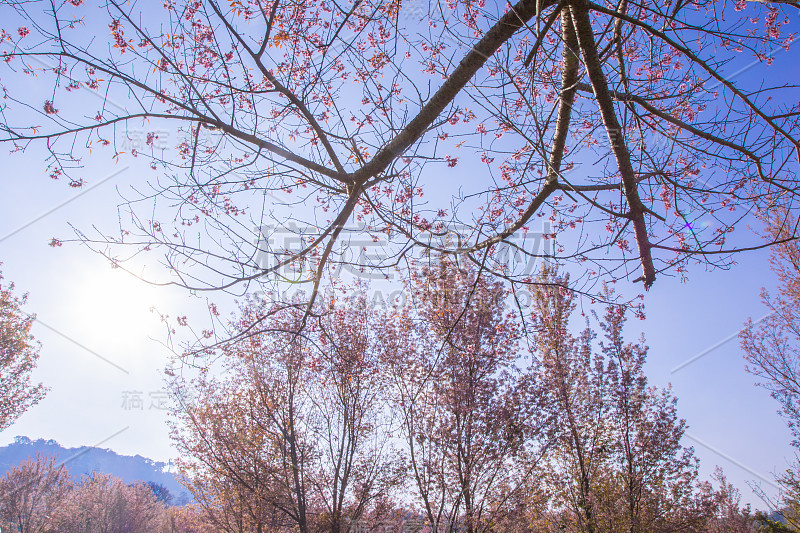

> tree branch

[{"left": 571, "top": 0, "right": 656, "bottom": 289}]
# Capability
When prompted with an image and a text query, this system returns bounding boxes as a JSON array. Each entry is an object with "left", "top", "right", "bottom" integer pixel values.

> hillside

[{"left": 0, "top": 436, "right": 190, "bottom": 504}]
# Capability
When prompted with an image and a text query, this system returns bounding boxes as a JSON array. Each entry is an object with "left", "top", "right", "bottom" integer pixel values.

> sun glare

[{"left": 66, "top": 264, "right": 167, "bottom": 349}]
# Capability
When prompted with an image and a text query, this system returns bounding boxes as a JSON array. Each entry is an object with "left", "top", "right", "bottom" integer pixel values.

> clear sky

[{"left": 0, "top": 0, "right": 798, "bottom": 512}]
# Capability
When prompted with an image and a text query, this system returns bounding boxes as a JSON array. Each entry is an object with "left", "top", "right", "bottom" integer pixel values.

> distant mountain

[{"left": 0, "top": 436, "right": 191, "bottom": 505}]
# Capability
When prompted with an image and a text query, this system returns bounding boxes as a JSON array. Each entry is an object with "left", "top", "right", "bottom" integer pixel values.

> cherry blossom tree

[
  {"left": 0, "top": 269, "right": 46, "bottom": 432},
  {"left": 740, "top": 209, "right": 800, "bottom": 530},
  {"left": 0, "top": 0, "right": 796, "bottom": 309},
  {"left": 162, "top": 504, "right": 218, "bottom": 533},
  {"left": 596, "top": 297, "right": 700, "bottom": 532},
  {"left": 168, "top": 287, "right": 402, "bottom": 533},
  {"left": 694, "top": 468, "right": 757, "bottom": 533},
  {"left": 53, "top": 473, "right": 166, "bottom": 533},
  {"left": 169, "top": 311, "right": 320, "bottom": 533},
  {"left": 528, "top": 268, "right": 613, "bottom": 532},
  {"left": 0, "top": 455, "right": 223, "bottom": 533},
  {"left": 529, "top": 267, "right": 701, "bottom": 532},
  {"left": 741, "top": 209, "right": 800, "bottom": 448},
  {"left": 0, "top": 454, "right": 72, "bottom": 533},
  {"left": 379, "top": 256, "right": 549, "bottom": 533}
]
